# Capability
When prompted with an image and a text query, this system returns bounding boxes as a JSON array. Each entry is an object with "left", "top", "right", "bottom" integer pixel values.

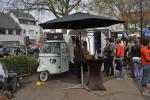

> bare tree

[
  {"left": 86, "top": 0, "right": 150, "bottom": 30},
  {"left": 86, "top": 0, "right": 150, "bottom": 29},
  {"left": 0, "top": 0, "right": 81, "bottom": 18},
  {"left": 20, "top": 0, "right": 81, "bottom": 18},
  {"left": 0, "top": 0, "right": 25, "bottom": 12}
]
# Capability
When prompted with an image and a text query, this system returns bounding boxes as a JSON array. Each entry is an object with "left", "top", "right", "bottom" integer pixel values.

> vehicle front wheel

[{"left": 38, "top": 71, "right": 49, "bottom": 82}]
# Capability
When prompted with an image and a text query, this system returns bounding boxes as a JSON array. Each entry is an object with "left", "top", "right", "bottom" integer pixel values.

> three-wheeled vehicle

[{"left": 37, "top": 33, "right": 70, "bottom": 82}]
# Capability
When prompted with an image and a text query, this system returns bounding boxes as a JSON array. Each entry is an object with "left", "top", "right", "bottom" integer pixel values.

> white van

[{"left": 37, "top": 33, "right": 70, "bottom": 82}]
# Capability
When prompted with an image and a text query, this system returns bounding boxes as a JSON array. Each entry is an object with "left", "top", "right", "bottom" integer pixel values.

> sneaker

[
  {"left": 12, "top": 89, "right": 17, "bottom": 93},
  {"left": 147, "top": 83, "right": 150, "bottom": 89},
  {"left": 142, "top": 88, "right": 150, "bottom": 96},
  {"left": 110, "top": 73, "right": 114, "bottom": 76},
  {"left": 116, "top": 78, "right": 123, "bottom": 80}
]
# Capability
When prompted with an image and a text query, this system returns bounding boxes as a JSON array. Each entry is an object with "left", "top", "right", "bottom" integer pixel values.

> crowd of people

[
  {"left": 0, "top": 35, "right": 149, "bottom": 95},
  {"left": 69, "top": 35, "right": 150, "bottom": 95},
  {"left": 102, "top": 36, "right": 150, "bottom": 94}
]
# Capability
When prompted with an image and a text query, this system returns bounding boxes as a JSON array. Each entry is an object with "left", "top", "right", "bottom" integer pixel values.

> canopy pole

[{"left": 80, "top": 33, "right": 84, "bottom": 86}]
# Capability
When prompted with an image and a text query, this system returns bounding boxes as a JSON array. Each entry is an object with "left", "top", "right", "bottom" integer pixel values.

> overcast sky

[{"left": 0, "top": 0, "right": 92, "bottom": 23}]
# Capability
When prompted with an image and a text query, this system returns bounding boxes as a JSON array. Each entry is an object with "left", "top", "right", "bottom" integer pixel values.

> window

[
  {"left": 41, "top": 42, "right": 60, "bottom": 54},
  {"left": 19, "top": 19, "right": 28, "bottom": 24},
  {"left": 16, "top": 29, "right": 21, "bottom": 35},
  {"left": 0, "top": 28, "right": 5, "bottom": 34},
  {"left": 29, "top": 21, "right": 36, "bottom": 25},
  {"left": 60, "top": 43, "right": 68, "bottom": 53},
  {"left": 23, "top": 30, "right": 26, "bottom": 34},
  {"left": 8, "top": 29, "right": 13, "bottom": 35},
  {"left": 29, "top": 30, "right": 34, "bottom": 34}
]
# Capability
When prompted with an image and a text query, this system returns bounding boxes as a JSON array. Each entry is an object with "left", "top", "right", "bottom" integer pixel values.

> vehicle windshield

[{"left": 40, "top": 42, "right": 60, "bottom": 53}]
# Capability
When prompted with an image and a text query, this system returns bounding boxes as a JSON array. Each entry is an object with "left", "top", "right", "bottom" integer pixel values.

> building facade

[
  {"left": 11, "top": 11, "right": 41, "bottom": 45},
  {"left": 0, "top": 13, "right": 22, "bottom": 47},
  {"left": 0, "top": 11, "right": 41, "bottom": 47}
]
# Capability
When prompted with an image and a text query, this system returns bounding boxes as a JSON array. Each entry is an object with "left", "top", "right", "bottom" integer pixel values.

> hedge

[{"left": 0, "top": 55, "right": 39, "bottom": 75}]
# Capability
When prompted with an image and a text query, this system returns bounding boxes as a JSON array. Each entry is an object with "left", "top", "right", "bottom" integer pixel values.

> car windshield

[{"left": 40, "top": 42, "right": 60, "bottom": 53}]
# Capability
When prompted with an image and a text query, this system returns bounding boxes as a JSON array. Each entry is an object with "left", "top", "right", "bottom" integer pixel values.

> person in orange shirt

[
  {"left": 116, "top": 39, "right": 126, "bottom": 80},
  {"left": 140, "top": 39, "right": 150, "bottom": 95}
]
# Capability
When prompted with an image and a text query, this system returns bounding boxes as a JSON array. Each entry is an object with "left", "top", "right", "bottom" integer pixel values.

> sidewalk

[{"left": 12, "top": 73, "right": 149, "bottom": 100}]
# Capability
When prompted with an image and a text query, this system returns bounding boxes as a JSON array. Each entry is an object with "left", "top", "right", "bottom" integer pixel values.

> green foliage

[
  {"left": 0, "top": 55, "right": 39, "bottom": 75},
  {"left": 0, "top": 44, "right": 3, "bottom": 48}
]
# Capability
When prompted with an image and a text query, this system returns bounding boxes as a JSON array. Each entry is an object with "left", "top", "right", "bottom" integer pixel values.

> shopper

[
  {"left": 116, "top": 39, "right": 126, "bottom": 80},
  {"left": 131, "top": 37, "right": 142, "bottom": 81},
  {"left": 140, "top": 39, "right": 150, "bottom": 95},
  {"left": 102, "top": 38, "right": 110, "bottom": 76}
]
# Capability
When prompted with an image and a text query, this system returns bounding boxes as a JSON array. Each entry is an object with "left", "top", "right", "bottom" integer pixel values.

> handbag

[{"left": 115, "top": 58, "right": 121, "bottom": 70}]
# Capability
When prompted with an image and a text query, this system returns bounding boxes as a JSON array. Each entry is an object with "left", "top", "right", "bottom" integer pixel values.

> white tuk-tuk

[{"left": 37, "top": 33, "right": 69, "bottom": 82}]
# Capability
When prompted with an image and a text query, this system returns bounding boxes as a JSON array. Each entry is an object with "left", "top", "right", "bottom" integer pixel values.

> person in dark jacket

[
  {"left": 102, "top": 38, "right": 110, "bottom": 76},
  {"left": 74, "top": 37, "right": 83, "bottom": 79},
  {"left": 106, "top": 38, "right": 116, "bottom": 76},
  {"left": 131, "top": 37, "right": 142, "bottom": 81}
]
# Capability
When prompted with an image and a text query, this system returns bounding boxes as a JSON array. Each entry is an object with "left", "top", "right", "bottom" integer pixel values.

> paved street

[{"left": 12, "top": 71, "right": 150, "bottom": 100}]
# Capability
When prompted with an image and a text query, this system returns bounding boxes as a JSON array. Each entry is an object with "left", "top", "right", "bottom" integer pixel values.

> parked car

[
  {"left": 0, "top": 47, "right": 9, "bottom": 57},
  {"left": 0, "top": 47, "right": 25, "bottom": 57}
]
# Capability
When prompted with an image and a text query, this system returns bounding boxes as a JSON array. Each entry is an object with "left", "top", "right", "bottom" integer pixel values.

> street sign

[{"left": 144, "top": 30, "right": 150, "bottom": 37}]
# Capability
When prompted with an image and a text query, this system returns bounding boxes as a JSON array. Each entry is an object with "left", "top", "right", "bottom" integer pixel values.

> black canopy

[
  {"left": 39, "top": 12, "right": 125, "bottom": 87},
  {"left": 39, "top": 12, "right": 125, "bottom": 29}
]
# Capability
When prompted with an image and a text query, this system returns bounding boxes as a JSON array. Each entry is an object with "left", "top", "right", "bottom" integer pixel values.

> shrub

[
  {"left": 0, "top": 55, "right": 39, "bottom": 75},
  {"left": 0, "top": 44, "right": 3, "bottom": 48}
]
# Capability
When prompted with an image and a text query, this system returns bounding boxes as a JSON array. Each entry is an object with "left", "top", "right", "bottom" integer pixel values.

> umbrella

[
  {"left": 39, "top": 12, "right": 125, "bottom": 29},
  {"left": 39, "top": 12, "right": 125, "bottom": 87}
]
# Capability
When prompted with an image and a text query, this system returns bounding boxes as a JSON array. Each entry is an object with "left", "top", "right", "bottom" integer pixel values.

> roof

[
  {"left": 12, "top": 11, "right": 36, "bottom": 21},
  {"left": 0, "top": 13, "right": 21, "bottom": 29},
  {"left": 117, "top": 11, "right": 150, "bottom": 23}
]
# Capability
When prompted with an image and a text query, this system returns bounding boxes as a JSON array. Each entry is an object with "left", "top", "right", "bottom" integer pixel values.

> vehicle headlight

[{"left": 50, "top": 59, "right": 56, "bottom": 63}]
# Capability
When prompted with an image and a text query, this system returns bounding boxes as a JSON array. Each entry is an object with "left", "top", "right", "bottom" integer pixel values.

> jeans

[
  {"left": 8, "top": 72, "right": 17, "bottom": 90},
  {"left": 103, "top": 58, "right": 108, "bottom": 73},
  {"left": 74, "top": 61, "right": 81, "bottom": 78},
  {"left": 0, "top": 73, "right": 17, "bottom": 91},
  {"left": 141, "top": 64, "right": 150, "bottom": 87},
  {"left": 119, "top": 57, "right": 126, "bottom": 79},
  {"left": 129, "top": 58, "right": 134, "bottom": 77},
  {"left": 0, "top": 81, "right": 5, "bottom": 90},
  {"left": 119, "top": 67, "right": 126, "bottom": 79},
  {"left": 107, "top": 57, "right": 114, "bottom": 75},
  {"left": 133, "top": 58, "right": 143, "bottom": 81},
  {"left": 104, "top": 57, "right": 114, "bottom": 76}
]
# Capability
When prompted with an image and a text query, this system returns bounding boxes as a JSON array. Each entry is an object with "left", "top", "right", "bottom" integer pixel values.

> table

[{"left": 87, "top": 58, "right": 106, "bottom": 90}]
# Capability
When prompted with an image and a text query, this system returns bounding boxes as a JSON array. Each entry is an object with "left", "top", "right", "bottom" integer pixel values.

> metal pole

[
  {"left": 140, "top": 0, "right": 143, "bottom": 43},
  {"left": 80, "top": 33, "right": 84, "bottom": 86}
]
